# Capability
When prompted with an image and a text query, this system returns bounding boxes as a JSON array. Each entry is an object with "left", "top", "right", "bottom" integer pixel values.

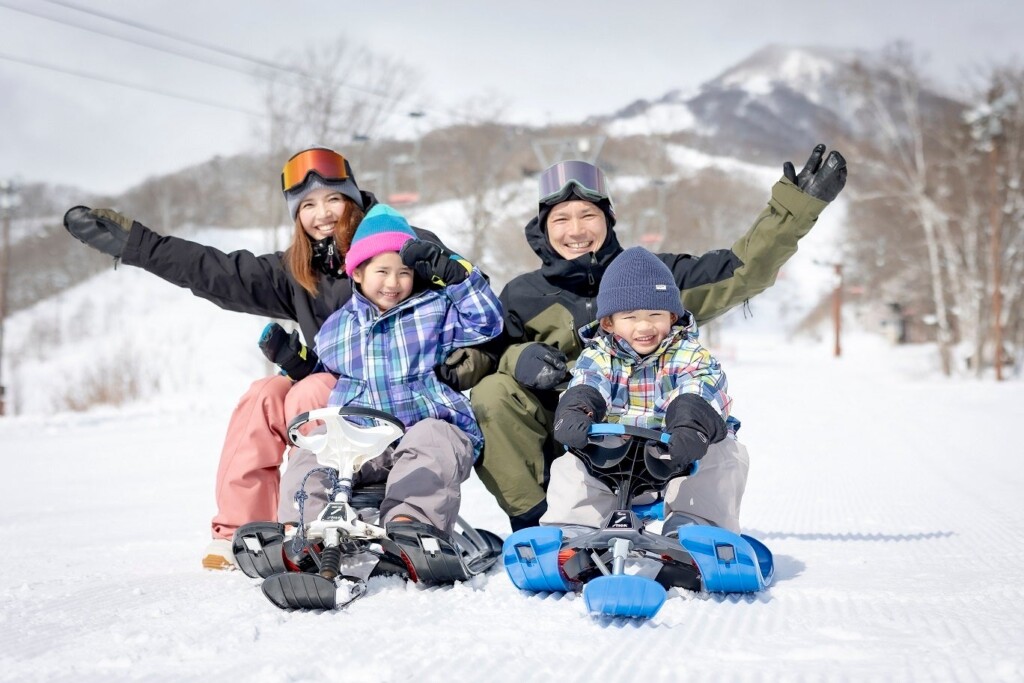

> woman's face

[
  {"left": 297, "top": 187, "right": 349, "bottom": 241},
  {"left": 352, "top": 251, "right": 415, "bottom": 312},
  {"left": 545, "top": 200, "right": 608, "bottom": 261}
]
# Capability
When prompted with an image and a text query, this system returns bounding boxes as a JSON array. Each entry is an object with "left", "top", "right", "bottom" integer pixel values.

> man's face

[{"left": 545, "top": 200, "right": 608, "bottom": 261}]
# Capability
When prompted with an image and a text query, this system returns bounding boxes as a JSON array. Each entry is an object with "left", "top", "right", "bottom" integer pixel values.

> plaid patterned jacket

[
  {"left": 315, "top": 269, "right": 503, "bottom": 458},
  {"left": 568, "top": 313, "right": 731, "bottom": 430}
]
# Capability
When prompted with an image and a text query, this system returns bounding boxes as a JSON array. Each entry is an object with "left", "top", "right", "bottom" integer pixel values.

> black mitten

[
  {"left": 782, "top": 144, "right": 848, "bottom": 203},
  {"left": 553, "top": 385, "right": 607, "bottom": 450},
  {"left": 258, "top": 323, "right": 319, "bottom": 381},
  {"left": 648, "top": 394, "right": 727, "bottom": 480},
  {"left": 63, "top": 206, "right": 133, "bottom": 259},
  {"left": 513, "top": 343, "right": 569, "bottom": 391},
  {"left": 399, "top": 240, "right": 472, "bottom": 288}
]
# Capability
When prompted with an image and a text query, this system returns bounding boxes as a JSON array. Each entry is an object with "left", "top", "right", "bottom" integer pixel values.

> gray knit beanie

[
  {"left": 596, "top": 247, "right": 685, "bottom": 320},
  {"left": 284, "top": 170, "right": 364, "bottom": 220}
]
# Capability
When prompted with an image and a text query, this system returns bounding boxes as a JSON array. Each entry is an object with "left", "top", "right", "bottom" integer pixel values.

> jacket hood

[{"left": 523, "top": 213, "right": 624, "bottom": 291}]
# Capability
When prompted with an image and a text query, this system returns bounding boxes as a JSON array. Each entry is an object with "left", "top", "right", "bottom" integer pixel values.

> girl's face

[
  {"left": 545, "top": 200, "right": 608, "bottom": 261},
  {"left": 600, "top": 309, "right": 676, "bottom": 355},
  {"left": 352, "top": 251, "right": 415, "bottom": 312},
  {"left": 297, "top": 187, "right": 349, "bottom": 241}
]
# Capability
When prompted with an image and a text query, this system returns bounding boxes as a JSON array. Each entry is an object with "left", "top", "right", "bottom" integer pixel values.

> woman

[{"left": 63, "top": 147, "right": 490, "bottom": 569}]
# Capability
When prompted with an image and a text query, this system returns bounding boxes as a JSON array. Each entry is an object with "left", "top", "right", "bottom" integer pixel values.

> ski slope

[{"left": 1, "top": 327, "right": 1022, "bottom": 682}]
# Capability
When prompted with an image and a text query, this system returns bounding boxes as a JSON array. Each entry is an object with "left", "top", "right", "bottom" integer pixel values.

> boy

[
  {"left": 279, "top": 203, "right": 503, "bottom": 572},
  {"left": 542, "top": 246, "right": 745, "bottom": 537}
]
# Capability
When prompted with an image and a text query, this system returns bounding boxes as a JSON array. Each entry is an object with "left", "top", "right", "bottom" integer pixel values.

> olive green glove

[{"left": 63, "top": 206, "right": 134, "bottom": 259}]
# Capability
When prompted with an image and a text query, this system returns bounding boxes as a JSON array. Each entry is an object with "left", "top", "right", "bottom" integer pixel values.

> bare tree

[
  {"left": 252, "top": 36, "right": 420, "bottom": 249},
  {"left": 845, "top": 43, "right": 965, "bottom": 374}
]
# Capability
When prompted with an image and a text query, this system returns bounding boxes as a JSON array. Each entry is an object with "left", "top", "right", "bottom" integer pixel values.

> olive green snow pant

[{"left": 470, "top": 373, "right": 556, "bottom": 518}]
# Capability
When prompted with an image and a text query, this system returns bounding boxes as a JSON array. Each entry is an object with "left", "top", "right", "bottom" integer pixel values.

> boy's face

[
  {"left": 352, "top": 251, "right": 415, "bottom": 312},
  {"left": 545, "top": 200, "right": 608, "bottom": 261},
  {"left": 600, "top": 309, "right": 677, "bottom": 355}
]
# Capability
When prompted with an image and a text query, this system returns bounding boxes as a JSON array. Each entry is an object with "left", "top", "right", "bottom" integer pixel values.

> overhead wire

[
  {"left": 0, "top": 50, "right": 262, "bottom": 116},
  {"left": 0, "top": 0, "right": 494, "bottom": 132}
]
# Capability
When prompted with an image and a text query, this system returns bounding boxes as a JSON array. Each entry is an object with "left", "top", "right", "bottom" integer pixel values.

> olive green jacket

[{"left": 494, "top": 177, "right": 828, "bottom": 376}]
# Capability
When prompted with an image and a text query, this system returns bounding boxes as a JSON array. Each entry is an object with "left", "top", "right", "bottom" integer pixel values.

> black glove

[
  {"left": 63, "top": 206, "right": 133, "bottom": 259},
  {"left": 513, "top": 342, "right": 569, "bottom": 391},
  {"left": 258, "top": 323, "right": 319, "bottom": 381},
  {"left": 400, "top": 240, "right": 472, "bottom": 289},
  {"left": 783, "top": 144, "right": 848, "bottom": 203},
  {"left": 554, "top": 385, "right": 607, "bottom": 450},
  {"left": 647, "top": 394, "right": 727, "bottom": 480},
  {"left": 434, "top": 347, "right": 493, "bottom": 391}
]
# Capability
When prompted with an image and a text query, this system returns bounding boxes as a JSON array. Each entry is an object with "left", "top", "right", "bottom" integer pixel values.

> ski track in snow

[{"left": 1, "top": 331, "right": 1023, "bottom": 682}]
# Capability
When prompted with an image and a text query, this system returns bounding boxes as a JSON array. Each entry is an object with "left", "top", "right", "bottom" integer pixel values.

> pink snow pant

[{"left": 210, "top": 372, "right": 336, "bottom": 541}]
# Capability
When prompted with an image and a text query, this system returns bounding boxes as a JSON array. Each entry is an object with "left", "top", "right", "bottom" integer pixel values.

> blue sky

[{"left": 1, "top": 0, "right": 1022, "bottom": 194}]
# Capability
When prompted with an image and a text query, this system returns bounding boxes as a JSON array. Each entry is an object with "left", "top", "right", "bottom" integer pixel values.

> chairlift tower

[
  {"left": 531, "top": 135, "right": 606, "bottom": 169},
  {"left": 0, "top": 179, "right": 20, "bottom": 416}
]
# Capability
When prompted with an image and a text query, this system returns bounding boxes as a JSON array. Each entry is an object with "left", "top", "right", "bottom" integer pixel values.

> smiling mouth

[{"left": 563, "top": 240, "right": 593, "bottom": 251}]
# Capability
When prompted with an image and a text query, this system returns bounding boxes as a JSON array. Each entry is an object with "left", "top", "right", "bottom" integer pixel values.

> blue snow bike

[{"left": 502, "top": 423, "right": 775, "bottom": 619}]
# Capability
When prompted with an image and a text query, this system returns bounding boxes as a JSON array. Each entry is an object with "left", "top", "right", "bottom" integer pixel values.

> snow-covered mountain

[{"left": 601, "top": 44, "right": 959, "bottom": 163}]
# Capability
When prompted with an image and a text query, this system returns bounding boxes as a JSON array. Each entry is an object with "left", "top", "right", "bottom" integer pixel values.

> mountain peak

[{"left": 710, "top": 44, "right": 861, "bottom": 95}]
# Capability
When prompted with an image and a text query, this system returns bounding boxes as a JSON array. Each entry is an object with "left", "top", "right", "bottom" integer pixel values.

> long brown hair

[{"left": 284, "top": 198, "right": 365, "bottom": 296}]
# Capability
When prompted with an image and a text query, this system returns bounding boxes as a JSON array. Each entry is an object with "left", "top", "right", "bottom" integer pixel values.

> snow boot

[{"left": 385, "top": 520, "right": 477, "bottom": 585}]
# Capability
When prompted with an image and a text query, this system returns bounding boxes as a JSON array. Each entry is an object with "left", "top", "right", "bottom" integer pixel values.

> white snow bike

[{"left": 231, "top": 406, "right": 503, "bottom": 611}]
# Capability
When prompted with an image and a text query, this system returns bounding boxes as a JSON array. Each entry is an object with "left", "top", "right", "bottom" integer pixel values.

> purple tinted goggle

[{"left": 538, "top": 160, "right": 611, "bottom": 206}]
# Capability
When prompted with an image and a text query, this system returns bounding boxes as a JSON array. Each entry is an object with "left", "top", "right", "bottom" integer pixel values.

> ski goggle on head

[
  {"left": 281, "top": 147, "right": 351, "bottom": 193},
  {"left": 538, "top": 160, "right": 612, "bottom": 207}
]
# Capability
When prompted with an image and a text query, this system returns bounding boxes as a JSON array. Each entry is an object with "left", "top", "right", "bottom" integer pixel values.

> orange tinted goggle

[{"left": 281, "top": 148, "right": 349, "bottom": 193}]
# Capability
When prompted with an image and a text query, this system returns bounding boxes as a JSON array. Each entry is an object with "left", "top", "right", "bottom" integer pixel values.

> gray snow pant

[
  {"left": 539, "top": 434, "right": 750, "bottom": 533},
  {"left": 278, "top": 418, "right": 474, "bottom": 533}
]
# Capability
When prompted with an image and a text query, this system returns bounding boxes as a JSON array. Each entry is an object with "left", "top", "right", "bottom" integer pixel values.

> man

[{"left": 471, "top": 145, "right": 847, "bottom": 530}]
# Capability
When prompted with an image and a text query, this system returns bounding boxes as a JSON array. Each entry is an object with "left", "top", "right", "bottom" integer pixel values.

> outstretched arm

[
  {"left": 664, "top": 145, "right": 847, "bottom": 325},
  {"left": 64, "top": 206, "right": 299, "bottom": 320}
]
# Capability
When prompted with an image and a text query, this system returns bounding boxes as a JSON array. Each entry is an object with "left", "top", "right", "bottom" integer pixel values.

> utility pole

[
  {"left": 989, "top": 134, "right": 1004, "bottom": 381},
  {"left": 0, "top": 179, "right": 17, "bottom": 416},
  {"left": 832, "top": 262, "right": 843, "bottom": 358}
]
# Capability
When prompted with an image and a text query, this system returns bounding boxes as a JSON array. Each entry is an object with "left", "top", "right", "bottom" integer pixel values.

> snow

[
  {"left": 2, "top": 229, "right": 1023, "bottom": 682},
  {"left": 605, "top": 100, "right": 701, "bottom": 137}
]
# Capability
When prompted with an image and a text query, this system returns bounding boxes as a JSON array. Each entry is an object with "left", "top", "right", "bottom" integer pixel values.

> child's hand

[
  {"left": 659, "top": 394, "right": 728, "bottom": 477},
  {"left": 554, "top": 385, "right": 607, "bottom": 450},
  {"left": 554, "top": 409, "right": 594, "bottom": 450},
  {"left": 400, "top": 240, "right": 472, "bottom": 288}
]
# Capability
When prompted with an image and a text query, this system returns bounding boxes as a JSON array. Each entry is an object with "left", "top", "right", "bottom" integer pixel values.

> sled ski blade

[
  {"left": 676, "top": 526, "right": 773, "bottom": 593},
  {"left": 232, "top": 522, "right": 288, "bottom": 579},
  {"left": 501, "top": 526, "right": 573, "bottom": 593},
  {"left": 583, "top": 575, "right": 666, "bottom": 618},
  {"left": 261, "top": 572, "right": 339, "bottom": 611}
]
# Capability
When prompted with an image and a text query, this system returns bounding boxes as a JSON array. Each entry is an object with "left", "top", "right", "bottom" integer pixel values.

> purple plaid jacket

[{"left": 315, "top": 269, "right": 503, "bottom": 458}]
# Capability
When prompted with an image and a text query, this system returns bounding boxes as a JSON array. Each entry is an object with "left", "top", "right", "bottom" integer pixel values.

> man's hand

[
  {"left": 513, "top": 343, "right": 569, "bottom": 391},
  {"left": 400, "top": 240, "right": 472, "bottom": 288},
  {"left": 434, "top": 347, "right": 494, "bottom": 391},
  {"left": 783, "top": 144, "right": 847, "bottom": 203},
  {"left": 63, "top": 206, "right": 133, "bottom": 258}
]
